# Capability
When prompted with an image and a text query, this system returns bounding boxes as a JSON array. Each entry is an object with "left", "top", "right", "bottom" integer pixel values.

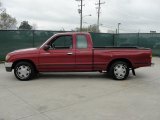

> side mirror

[{"left": 43, "top": 45, "right": 50, "bottom": 50}]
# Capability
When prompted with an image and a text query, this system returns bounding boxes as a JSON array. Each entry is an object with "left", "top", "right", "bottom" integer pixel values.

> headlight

[{"left": 5, "top": 55, "right": 10, "bottom": 61}]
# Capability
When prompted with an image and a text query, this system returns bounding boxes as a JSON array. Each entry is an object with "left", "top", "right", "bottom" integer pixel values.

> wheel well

[
  {"left": 107, "top": 58, "right": 133, "bottom": 72},
  {"left": 12, "top": 59, "right": 38, "bottom": 71}
]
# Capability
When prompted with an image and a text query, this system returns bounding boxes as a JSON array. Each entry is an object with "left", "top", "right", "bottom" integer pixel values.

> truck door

[
  {"left": 75, "top": 34, "right": 92, "bottom": 71},
  {"left": 39, "top": 35, "right": 75, "bottom": 71}
]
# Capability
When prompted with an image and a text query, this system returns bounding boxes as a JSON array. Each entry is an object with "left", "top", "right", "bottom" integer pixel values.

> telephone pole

[
  {"left": 118, "top": 23, "right": 121, "bottom": 34},
  {"left": 76, "top": 0, "right": 85, "bottom": 32},
  {"left": 95, "top": 0, "right": 105, "bottom": 32},
  {"left": 80, "top": 0, "right": 83, "bottom": 32}
]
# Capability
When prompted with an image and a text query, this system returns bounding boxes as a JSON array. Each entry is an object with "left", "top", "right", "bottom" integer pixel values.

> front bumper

[{"left": 5, "top": 62, "right": 13, "bottom": 72}]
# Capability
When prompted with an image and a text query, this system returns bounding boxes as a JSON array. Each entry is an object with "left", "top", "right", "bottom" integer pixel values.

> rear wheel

[
  {"left": 109, "top": 61, "right": 129, "bottom": 80},
  {"left": 14, "top": 62, "right": 36, "bottom": 81}
]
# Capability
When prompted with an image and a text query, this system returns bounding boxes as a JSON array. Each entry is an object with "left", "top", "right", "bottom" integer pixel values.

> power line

[{"left": 95, "top": 0, "right": 105, "bottom": 32}]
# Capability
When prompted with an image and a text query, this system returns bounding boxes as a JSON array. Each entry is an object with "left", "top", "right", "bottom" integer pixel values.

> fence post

[
  {"left": 113, "top": 34, "right": 115, "bottom": 46},
  {"left": 32, "top": 30, "right": 35, "bottom": 47},
  {"left": 137, "top": 32, "right": 140, "bottom": 47}
]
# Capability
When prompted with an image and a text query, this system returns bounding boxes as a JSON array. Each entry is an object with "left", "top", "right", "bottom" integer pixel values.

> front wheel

[
  {"left": 14, "top": 62, "right": 36, "bottom": 81},
  {"left": 109, "top": 61, "right": 129, "bottom": 80}
]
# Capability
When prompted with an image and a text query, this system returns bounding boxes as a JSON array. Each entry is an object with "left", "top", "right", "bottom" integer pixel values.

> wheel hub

[
  {"left": 114, "top": 64, "right": 126, "bottom": 79},
  {"left": 16, "top": 65, "right": 31, "bottom": 79}
]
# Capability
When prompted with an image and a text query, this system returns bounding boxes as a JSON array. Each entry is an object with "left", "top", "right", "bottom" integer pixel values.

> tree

[
  {"left": 0, "top": 11, "right": 17, "bottom": 30},
  {"left": 0, "top": 1, "right": 7, "bottom": 13},
  {"left": 0, "top": 1, "right": 1, "bottom": 11},
  {"left": 19, "top": 21, "right": 32, "bottom": 30},
  {"left": 75, "top": 24, "right": 100, "bottom": 33},
  {"left": 0, "top": 1, "right": 17, "bottom": 30}
]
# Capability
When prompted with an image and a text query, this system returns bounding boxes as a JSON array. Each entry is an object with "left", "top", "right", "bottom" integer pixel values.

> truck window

[
  {"left": 76, "top": 35, "right": 88, "bottom": 49},
  {"left": 51, "top": 35, "right": 72, "bottom": 49}
]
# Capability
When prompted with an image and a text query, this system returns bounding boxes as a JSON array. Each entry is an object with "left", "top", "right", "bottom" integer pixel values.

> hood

[{"left": 10, "top": 48, "right": 39, "bottom": 55}]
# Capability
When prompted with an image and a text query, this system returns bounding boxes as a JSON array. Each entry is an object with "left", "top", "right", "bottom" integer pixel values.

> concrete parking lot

[{"left": 0, "top": 57, "right": 160, "bottom": 120}]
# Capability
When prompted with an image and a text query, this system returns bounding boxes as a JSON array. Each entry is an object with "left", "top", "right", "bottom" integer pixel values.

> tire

[
  {"left": 109, "top": 61, "right": 129, "bottom": 80},
  {"left": 14, "top": 61, "right": 36, "bottom": 81}
]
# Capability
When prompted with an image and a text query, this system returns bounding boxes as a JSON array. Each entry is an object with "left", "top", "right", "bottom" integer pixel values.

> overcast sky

[{"left": 1, "top": 0, "right": 160, "bottom": 33}]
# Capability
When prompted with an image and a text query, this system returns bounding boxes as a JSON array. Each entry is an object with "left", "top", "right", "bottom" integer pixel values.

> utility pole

[
  {"left": 76, "top": 0, "right": 84, "bottom": 32},
  {"left": 80, "top": 0, "right": 83, "bottom": 31},
  {"left": 95, "top": 0, "right": 105, "bottom": 32},
  {"left": 117, "top": 23, "right": 121, "bottom": 34}
]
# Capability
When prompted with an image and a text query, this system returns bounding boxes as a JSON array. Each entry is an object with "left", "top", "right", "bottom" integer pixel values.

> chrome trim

[
  {"left": 5, "top": 62, "right": 13, "bottom": 68},
  {"left": 16, "top": 65, "right": 31, "bottom": 79},
  {"left": 114, "top": 64, "right": 127, "bottom": 79}
]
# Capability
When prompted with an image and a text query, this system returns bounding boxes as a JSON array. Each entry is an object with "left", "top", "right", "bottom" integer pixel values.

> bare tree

[
  {"left": 0, "top": 12, "right": 17, "bottom": 30},
  {"left": 0, "top": 1, "right": 6, "bottom": 13},
  {"left": 0, "top": 1, "right": 17, "bottom": 30}
]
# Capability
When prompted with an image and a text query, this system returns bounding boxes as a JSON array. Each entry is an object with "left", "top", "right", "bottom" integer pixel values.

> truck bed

[{"left": 92, "top": 47, "right": 152, "bottom": 70}]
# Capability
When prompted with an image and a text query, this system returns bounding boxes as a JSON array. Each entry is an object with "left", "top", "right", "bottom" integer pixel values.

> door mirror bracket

[{"left": 43, "top": 45, "right": 50, "bottom": 50}]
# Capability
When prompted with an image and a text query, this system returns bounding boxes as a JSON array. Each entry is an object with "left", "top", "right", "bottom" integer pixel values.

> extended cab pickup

[{"left": 5, "top": 32, "right": 152, "bottom": 81}]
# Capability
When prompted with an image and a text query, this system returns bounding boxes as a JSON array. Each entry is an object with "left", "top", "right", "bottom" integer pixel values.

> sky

[{"left": 1, "top": 0, "right": 160, "bottom": 33}]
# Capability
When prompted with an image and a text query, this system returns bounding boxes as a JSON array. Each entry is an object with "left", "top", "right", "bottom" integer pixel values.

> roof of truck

[{"left": 55, "top": 32, "right": 90, "bottom": 35}]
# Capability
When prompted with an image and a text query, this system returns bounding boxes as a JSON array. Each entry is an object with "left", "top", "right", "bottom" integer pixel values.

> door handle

[{"left": 67, "top": 52, "right": 73, "bottom": 55}]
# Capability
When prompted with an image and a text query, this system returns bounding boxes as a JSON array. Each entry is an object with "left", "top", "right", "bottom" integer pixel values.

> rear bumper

[{"left": 5, "top": 62, "right": 13, "bottom": 72}]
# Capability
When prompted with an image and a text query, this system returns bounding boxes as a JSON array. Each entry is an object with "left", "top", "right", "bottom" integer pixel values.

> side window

[
  {"left": 52, "top": 35, "right": 72, "bottom": 49},
  {"left": 76, "top": 35, "right": 88, "bottom": 49}
]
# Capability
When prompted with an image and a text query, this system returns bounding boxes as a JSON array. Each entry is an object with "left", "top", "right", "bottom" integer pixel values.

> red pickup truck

[{"left": 5, "top": 32, "right": 152, "bottom": 81}]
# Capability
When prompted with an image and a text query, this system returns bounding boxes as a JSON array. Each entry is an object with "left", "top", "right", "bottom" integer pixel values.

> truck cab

[{"left": 39, "top": 32, "right": 93, "bottom": 72}]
